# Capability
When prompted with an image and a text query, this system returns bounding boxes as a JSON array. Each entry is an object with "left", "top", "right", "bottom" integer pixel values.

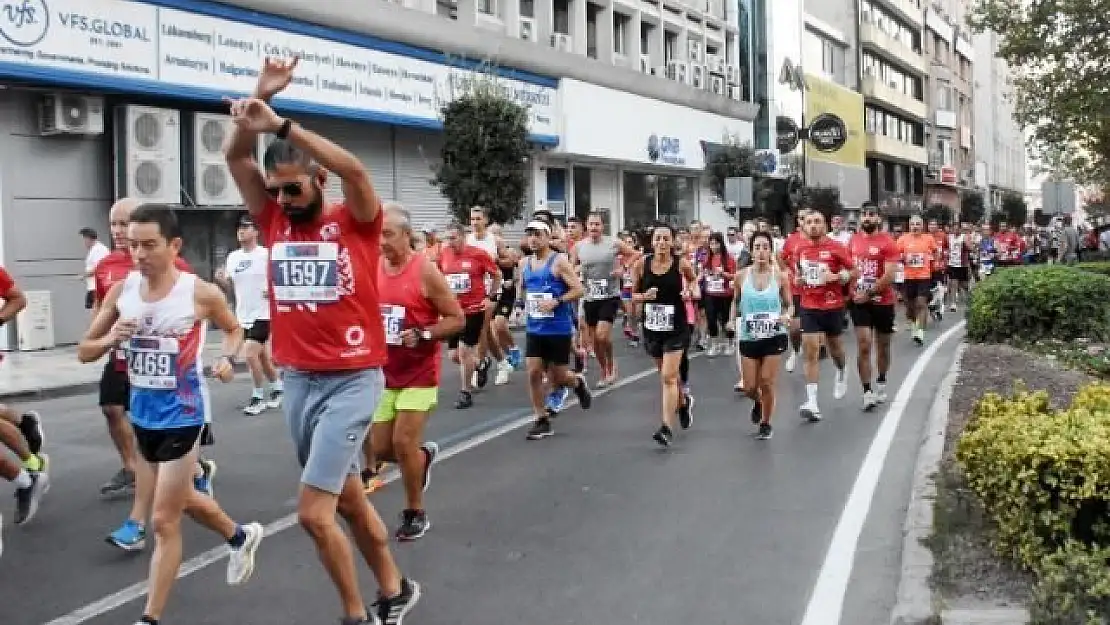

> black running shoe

[
  {"left": 573, "top": 374, "right": 592, "bottom": 409},
  {"left": 395, "top": 509, "right": 430, "bottom": 542},
  {"left": 526, "top": 418, "right": 553, "bottom": 440},
  {"left": 678, "top": 393, "right": 694, "bottom": 430},
  {"left": 757, "top": 423, "right": 773, "bottom": 440},
  {"left": 18, "top": 411, "right": 44, "bottom": 455},
  {"left": 373, "top": 577, "right": 422, "bottom": 625},
  {"left": 652, "top": 424, "right": 673, "bottom": 447},
  {"left": 475, "top": 357, "right": 491, "bottom": 389},
  {"left": 454, "top": 391, "right": 473, "bottom": 409}
]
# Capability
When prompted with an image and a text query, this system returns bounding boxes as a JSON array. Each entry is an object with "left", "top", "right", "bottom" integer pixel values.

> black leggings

[
  {"left": 704, "top": 295, "right": 735, "bottom": 339},
  {"left": 680, "top": 347, "right": 689, "bottom": 385}
]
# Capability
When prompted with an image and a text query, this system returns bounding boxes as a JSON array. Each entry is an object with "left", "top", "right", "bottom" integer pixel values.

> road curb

[
  {"left": 0, "top": 362, "right": 253, "bottom": 403},
  {"left": 889, "top": 342, "right": 966, "bottom": 625}
]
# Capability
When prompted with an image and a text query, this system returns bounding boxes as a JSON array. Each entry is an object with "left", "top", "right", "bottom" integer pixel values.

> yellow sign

[{"left": 804, "top": 73, "right": 865, "bottom": 168}]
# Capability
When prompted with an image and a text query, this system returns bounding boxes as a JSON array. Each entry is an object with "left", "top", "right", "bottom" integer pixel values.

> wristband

[{"left": 275, "top": 118, "right": 293, "bottom": 139}]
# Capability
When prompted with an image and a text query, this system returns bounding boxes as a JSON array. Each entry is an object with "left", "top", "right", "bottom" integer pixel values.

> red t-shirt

[
  {"left": 849, "top": 232, "right": 899, "bottom": 306},
  {"left": 994, "top": 232, "right": 1024, "bottom": 263},
  {"left": 0, "top": 266, "right": 14, "bottom": 299},
  {"left": 378, "top": 254, "right": 441, "bottom": 389},
  {"left": 794, "top": 236, "right": 854, "bottom": 311},
  {"left": 703, "top": 253, "right": 736, "bottom": 298},
  {"left": 93, "top": 250, "right": 192, "bottom": 303},
  {"left": 931, "top": 231, "right": 949, "bottom": 269},
  {"left": 781, "top": 231, "right": 806, "bottom": 286},
  {"left": 438, "top": 244, "right": 499, "bottom": 315},
  {"left": 258, "top": 199, "right": 388, "bottom": 372}
]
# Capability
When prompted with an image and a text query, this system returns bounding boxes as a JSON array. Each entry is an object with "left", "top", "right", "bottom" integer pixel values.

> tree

[
  {"left": 967, "top": 1, "right": 1110, "bottom": 189},
  {"left": 704, "top": 135, "right": 760, "bottom": 217},
  {"left": 923, "top": 203, "right": 952, "bottom": 226},
  {"left": 434, "top": 73, "right": 531, "bottom": 225},
  {"left": 960, "top": 190, "right": 986, "bottom": 224},
  {"left": 797, "top": 186, "right": 843, "bottom": 218},
  {"left": 998, "top": 192, "right": 1029, "bottom": 226}
]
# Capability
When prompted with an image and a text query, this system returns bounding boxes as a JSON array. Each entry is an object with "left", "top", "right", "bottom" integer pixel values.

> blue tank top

[
  {"left": 522, "top": 252, "right": 575, "bottom": 336},
  {"left": 737, "top": 267, "right": 786, "bottom": 342}
]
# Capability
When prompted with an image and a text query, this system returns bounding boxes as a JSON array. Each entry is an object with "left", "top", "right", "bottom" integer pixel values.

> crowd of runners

[{"left": 0, "top": 57, "right": 1037, "bottom": 625}]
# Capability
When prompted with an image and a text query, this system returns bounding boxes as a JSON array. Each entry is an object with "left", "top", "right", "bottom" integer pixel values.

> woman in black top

[{"left": 631, "top": 223, "right": 701, "bottom": 447}]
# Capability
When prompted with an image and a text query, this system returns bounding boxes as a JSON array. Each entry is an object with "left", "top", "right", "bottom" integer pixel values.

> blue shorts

[{"left": 283, "top": 368, "right": 385, "bottom": 495}]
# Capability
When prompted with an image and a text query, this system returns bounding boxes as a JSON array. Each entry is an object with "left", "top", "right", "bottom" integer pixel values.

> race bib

[
  {"left": 801, "top": 261, "right": 827, "bottom": 287},
  {"left": 380, "top": 304, "right": 405, "bottom": 346},
  {"left": 525, "top": 292, "right": 555, "bottom": 318},
  {"left": 622, "top": 274, "right": 634, "bottom": 288},
  {"left": 643, "top": 303, "right": 675, "bottom": 332},
  {"left": 906, "top": 253, "right": 926, "bottom": 269},
  {"left": 949, "top": 244, "right": 963, "bottom": 266},
  {"left": 856, "top": 276, "right": 876, "bottom": 294},
  {"left": 586, "top": 279, "right": 609, "bottom": 300},
  {"left": 706, "top": 277, "right": 726, "bottom": 294},
  {"left": 447, "top": 273, "right": 472, "bottom": 295},
  {"left": 743, "top": 311, "right": 779, "bottom": 340},
  {"left": 270, "top": 241, "right": 339, "bottom": 303},
  {"left": 127, "top": 336, "right": 179, "bottom": 390},
  {"left": 894, "top": 263, "right": 905, "bottom": 283}
]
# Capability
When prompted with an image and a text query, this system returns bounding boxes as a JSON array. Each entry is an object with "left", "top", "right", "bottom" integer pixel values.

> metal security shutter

[
  {"left": 301, "top": 117, "right": 394, "bottom": 204},
  {"left": 393, "top": 127, "right": 452, "bottom": 231},
  {"left": 590, "top": 167, "right": 619, "bottom": 232}
]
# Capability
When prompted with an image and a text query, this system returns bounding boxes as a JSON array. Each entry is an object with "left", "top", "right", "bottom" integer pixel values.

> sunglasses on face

[{"left": 266, "top": 182, "right": 304, "bottom": 198}]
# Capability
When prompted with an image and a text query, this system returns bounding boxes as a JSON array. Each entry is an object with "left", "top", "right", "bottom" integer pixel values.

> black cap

[{"left": 237, "top": 214, "right": 256, "bottom": 228}]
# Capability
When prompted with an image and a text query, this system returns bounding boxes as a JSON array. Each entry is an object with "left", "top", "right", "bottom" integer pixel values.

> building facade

[
  {"left": 922, "top": 0, "right": 975, "bottom": 214},
  {"left": 0, "top": 0, "right": 757, "bottom": 347},
  {"left": 972, "top": 30, "right": 1026, "bottom": 214}
]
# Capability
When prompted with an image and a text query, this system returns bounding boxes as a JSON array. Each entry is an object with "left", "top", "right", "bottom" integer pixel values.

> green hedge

[
  {"left": 967, "top": 265, "right": 1110, "bottom": 344},
  {"left": 1075, "top": 261, "right": 1110, "bottom": 278}
]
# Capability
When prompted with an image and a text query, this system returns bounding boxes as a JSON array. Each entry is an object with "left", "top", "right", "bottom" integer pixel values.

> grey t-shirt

[{"left": 575, "top": 236, "right": 621, "bottom": 301}]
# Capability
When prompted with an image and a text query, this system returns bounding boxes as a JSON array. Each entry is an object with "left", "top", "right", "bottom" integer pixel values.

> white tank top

[{"left": 466, "top": 232, "right": 499, "bottom": 260}]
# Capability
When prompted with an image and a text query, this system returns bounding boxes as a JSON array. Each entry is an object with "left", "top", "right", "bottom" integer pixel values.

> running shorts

[
  {"left": 448, "top": 311, "right": 485, "bottom": 349},
  {"left": 373, "top": 387, "right": 439, "bottom": 423},
  {"left": 525, "top": 334, "right": 573, "bottom": 366},
  {"left": 99, "top": 358, "right": 130, "bottom": 409},
  {"left": 494, "top": 286, "right": 517, "bottom": 318},
  {"left": 947, "top": 266, "right": 969, "bottom": 282},
  {"left": 582, "top": 297, "right": 620, "bottom": 327},
  {"left": 132, "top": 423, "right": 204, "bottom": 464},
  {"left": 848, "top": 303, "right": 896, "bottom": 334},
  {"left": 737, "top": 334, "right": 789, "bottom": 359},
  {"left": 800, "top": 308, "right": 845, "bottom": 336},
  {"left": 244, "top": 320, "right": 271, "bottom": 343},
  {"left": 902, "top": 279, "right": 933, "bottom": 302},
  {"left": 643, "top": 329, "right": 691, "bottom": 359}
]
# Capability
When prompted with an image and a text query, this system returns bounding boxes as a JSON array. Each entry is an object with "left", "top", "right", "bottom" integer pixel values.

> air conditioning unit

[
  {"left": 545, "top": 200, "right": 567, "bottom": 216},
  {"left": 692, "top": 64, "right": 706, "bottom": 89},
  {"left": 706, "top": 54, "right": 725, "bottom": 74},
  {"left": 666, "top": 60, "right": 689, "bottom": 84},
  {"left": 727, "top": 64, "right": 740, "bottom": 84},
  {"left": 114, "top": 105, "right": 182, "bottom": 205},
  {"left": 728, "top": 84, "right": 742, "bottom": 100},
  {"left": 190, "top": 113, "right": 242, "bottom": 206},
  {"left": 38, "top": 93, "right": 105, "bottom": 136},
  {"left": 639, "top": 55, "right": 651, "bottom": 73},
  {"left": 16, "top": 290, "right": 54, "bottom": 351},
  {"left": 688, "top": 39, "right": 703, "bottom": 63},
  {"left": 520, "top": 16, "right": 536, "bottom": 41},
  {"left": 550, "top": 33, "right": 573, "bottom": 52},
  {"left": 710, "top": 75, "right": 725, "bottom": 95}
]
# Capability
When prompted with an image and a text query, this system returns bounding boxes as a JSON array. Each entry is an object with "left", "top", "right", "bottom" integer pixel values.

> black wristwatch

[{"left": 275, "top": 118, "right": 293, "bottom": 139}]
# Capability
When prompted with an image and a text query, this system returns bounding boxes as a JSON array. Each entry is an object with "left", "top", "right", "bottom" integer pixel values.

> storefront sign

[
  {"left": 940, "top": 166, "right": 958, "bottom": 184},
  {"left": 0, "top": 0, "right": 559, "bottom": 138},
  {"left": 808, "top": 114, "right": 848, "bottom": 153},
  {"left": 804, "top": 74, "right": 865, "bottom": 165},
  {"left": 647, "top": 134, "right": 686, "bottom": 166},
  {"left": 775, "top": 116, "right": 800, "bottom": 154}
]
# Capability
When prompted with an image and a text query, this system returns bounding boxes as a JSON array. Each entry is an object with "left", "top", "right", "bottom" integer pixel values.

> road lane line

[
  {"left": 799, "top": 320, "right": 966, "bottom": 625},
  {"left": 42, "top": 360, "right": 678, "bottom": 625}
]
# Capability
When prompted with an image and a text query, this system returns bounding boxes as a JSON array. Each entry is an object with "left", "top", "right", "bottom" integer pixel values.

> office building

[
  {"left": 923, "top": 0, "right": 975, "bottom": 214},
  {"left": 972, "top": 30, "right": 1026, "bottom": 212}
]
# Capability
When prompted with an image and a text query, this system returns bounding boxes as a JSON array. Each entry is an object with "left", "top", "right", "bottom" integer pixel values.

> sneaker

[
  {"left": 652, "top": 424, "right": 673, "bottom": 447},
  {"left": 420, "top": 442, "right": 439, "bottom": 493},
  {"left": 243, "top": 396, "right": 267, "bottom": 416},
  {"left": 362, "top": 463, "right": 388, "bottom": 494},
  {"left": 475, "top": 357, "right": 491, "bottom": 389},
  {"left": 876, "top": 383, "right": 888, "bottom": 403},
  {"left": 14, "top": 469, "right": 48, "bottom": 525},
  {"left": 106, "top": 518, "right": 147, "bottom": 551},
  {"left": 508, "top": 347, "right": 523, "bottom": 370},
  {"left": 913, "top": 328, "right": 925, "bottom": 345},
  {"left": 799, "top": 401, "right": 822, "bottom": 422},
  {"left": 372, "top": 577, "right": 422, "bottom": 625},
  {"left": 833, "top": 369, "right": 848, "bottom": 400},
  {"left": 526, "top": 418, "right": 553, "bottom": 440},
  {"left": 949, "top": 304, "right": 958, "bottom": 312},
  {"left": 785, "top": 350, "right": 797, "bottom": 373},
  {"left": 547, "top": 387, "right": 570, "bottom": 414},
  {"left": 494, "top": 361, "right": 512, "bottom": 386},
  {"left": 266, "top": 388, "right": 284, "bottom": 409},
  {"left": 573, "top": 374, "right": 592, "bottom": 409},
  {"left": 396, "top": 509, "right": 430, "bottom": 541},
  {"left": 678, "top": 393, "right": 694, "bottom": 430},
  {"left": 195, "top": 458, "right": 217, "bottom": 497},
  {"left": 226, "top": 522, "right": 264, "bottom": 585},
  {"left": 99, "top": 467, "right": 135, "bottom": 498},
  {"left": 757, "top": 423, "right": 773, "bottom": 440},
  {"left": 454, "top": 390, "right": 473, "bottom": 410},
  {"left": 18, "top": 411, "right": 44, "bottom": 455},
  {"left": 862, "top": 390, "right": 878, "bottom": 411}
]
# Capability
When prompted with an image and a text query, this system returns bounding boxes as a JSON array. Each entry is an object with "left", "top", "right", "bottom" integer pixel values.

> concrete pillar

[
  {"left": 457, "top": 0, "right": 477, "bottom": 29},
  {"left": 573, "top": 0, "right": 588, "bottom": 55},
  {"left": 597, "top": 4, "right": 614, "bottom": 60},
  {"left": 536, "top": 0, "right": 554, "bottom": 41}
]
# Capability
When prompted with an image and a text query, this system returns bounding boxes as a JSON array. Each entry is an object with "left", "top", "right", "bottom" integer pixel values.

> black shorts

[
  {"left": 947, "top": 266, "right": 970, "bottom": 282},
  {"left": 525, "top": 333, "right": 573, "bottom": 366},
  {"left": 448, "top": 311, "right": 485, "bottom": 349},
  {"left": 738, "top": 334, "right": 789, "bottom": 359},
  {"left": 85, "top": 290, "right": 95, "bottom": 310},
  {"left": 903, "top": 279, "right": 933, "bottom": 302},
  {"left": 582, "top": 297, "right": 620, "bottom": 327},
  {"left": 98, "top": 358, "right": 130, "bottom": 409},
  {"left": 132, "top": 423, "right": 204, "bottom": 464},
  {"left": 245, "top": 319, "right": 271, "bottom": 343},
  {"left": 849, "top": 303, "right": 896, "bottom": 334},
  {"left": 643, "top": 330, "right": 691, "bottom": 359},
  {"left": 800, "top": 308, "right": 845, "bottom": 336},
  {"left": 931, "top": 271, "right": 946, "bottom": 286},
  {"left": 494, "top": 286, "right": 517, "bottom": 318}
]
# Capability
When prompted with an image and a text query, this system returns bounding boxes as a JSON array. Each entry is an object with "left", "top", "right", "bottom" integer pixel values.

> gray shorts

[{"left": 283, "top": 367, "right": 384, "bottom": 495}]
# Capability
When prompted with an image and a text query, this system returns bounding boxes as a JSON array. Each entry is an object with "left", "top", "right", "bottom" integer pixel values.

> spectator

[{"left": 79, "top": 227, "right": 109, "bottom": 310}]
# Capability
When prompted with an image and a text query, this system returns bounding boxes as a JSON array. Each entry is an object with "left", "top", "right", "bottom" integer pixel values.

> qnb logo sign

[
  {"left": 1, "top": 0, "right": 49, "bottom": 47},
  {"left": 646, "top": 134, "right": 686, "bottom": 166}
]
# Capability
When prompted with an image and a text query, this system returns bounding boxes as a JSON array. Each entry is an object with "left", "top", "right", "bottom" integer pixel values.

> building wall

[
  {"left": 802, "top": 0, "right": 860, "bottom": 90},
  {"left": 972, "top": 31, "right": 1025, "bottom": 194}
]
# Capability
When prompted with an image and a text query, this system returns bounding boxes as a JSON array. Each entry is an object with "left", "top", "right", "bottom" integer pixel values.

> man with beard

[{"left": 847, "top": 204, "right": 899, "bottom": 410}]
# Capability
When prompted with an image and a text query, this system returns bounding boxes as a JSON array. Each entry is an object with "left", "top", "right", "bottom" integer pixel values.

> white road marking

[
  {"left": 799, "top": 320, "right": 966, "bottom": 625},
  {"left": 42, "top": 361, "right": 674, "bottom": 625}
]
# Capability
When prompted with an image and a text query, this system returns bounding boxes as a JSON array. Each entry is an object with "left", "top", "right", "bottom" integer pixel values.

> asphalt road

[{"left": 1, "top": 316, "right": 965, "bottom": 625}]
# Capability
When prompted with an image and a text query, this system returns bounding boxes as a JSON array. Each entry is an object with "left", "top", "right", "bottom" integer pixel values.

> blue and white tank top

[
  {"left": 117, "top": 271, "right": 210, "bottom": 430},
  {"left": 737, "top": 267, "right": 786, "bottom": 342},
  {"left": 521, "top": 253, "right": 575, "bottom": 336}
]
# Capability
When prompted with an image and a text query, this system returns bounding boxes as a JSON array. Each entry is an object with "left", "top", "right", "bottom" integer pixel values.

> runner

[
  {"left": 897, "top": 215, "right": 939, "bottom": 345},
  {"left": 77, "top": 206, "right": 264, "bottom": 625},
  {"left": 518, "top": 220, "right": 592, "bottom": 440},
  {"left": 618, "top": 232, "right": 641, "bottom": 346},
  {"left": 214, "top": 214, "right": 282, "bottom": 415},
  {"left": 438, "top": 222, "right": 501, "bottom": 410},
  {"left": 465, "top": 207, "right": 510, "bottom": 388},
  {"left": 927, "top": 220, "right": 949, "bottom": 322},
  {"left": 223, "top": 55, "right": 420, "bottom": 625},
  {"left": 946, "top": 222, "right": 974, "bottom": 310},
  {"left": 848, "top": 205, "right": 899, "bottom": 410},
  {"left": 779, "top": 210, "right": 810, "bottom": 373},
  {"left": 630, "top": 223, "right": 700, "bottom": 446},
  {"left": 727, "top": 231, "right": 791, "bottom": 440},
  {"left": 793, "top": 210, "right": 855, "bottom": 421},
  {"left": 369, "top": 204, "right": 464, "bottom": 540},
  {"left": 702, "top": 231, "right": 737, "bottom": 357},
  {"left": 571, "top": 212, "right": 640, "bottom": 386},
  {"left": 487, "top": 224, "right": 524, "bottom": 382}
]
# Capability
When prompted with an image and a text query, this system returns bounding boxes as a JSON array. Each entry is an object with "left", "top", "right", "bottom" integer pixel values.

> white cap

[{"left": 525, "top": 220, "right": 551, "bottom": 234}]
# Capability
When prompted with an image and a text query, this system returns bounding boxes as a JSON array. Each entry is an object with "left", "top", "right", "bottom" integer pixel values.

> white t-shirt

[
  {"left": 726, "top": 241, "right": 745, "bottom": 262},
  {"left": 466, "top": 231, "right": 499, "bottom": 260},
  {"left": 224, "top": 246, "right": 270, "bottom": 325},
  {"left": 85, "top": 241, "right": 109, "bottom": 290},
  {"left": 830, "top": 230, "right": 852, "bottom": 247}
]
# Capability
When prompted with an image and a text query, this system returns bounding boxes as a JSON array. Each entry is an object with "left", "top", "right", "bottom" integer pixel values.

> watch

[{"left": 419, "top": 329, "right": 433, "bottom": 342}]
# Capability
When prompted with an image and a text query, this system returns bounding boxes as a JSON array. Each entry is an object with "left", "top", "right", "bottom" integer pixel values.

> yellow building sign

[{"left": 804, "top": 73, "right": 865, "bottom": 168}]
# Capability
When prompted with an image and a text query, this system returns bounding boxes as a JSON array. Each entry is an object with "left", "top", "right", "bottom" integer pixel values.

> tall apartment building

[
  {"left": 923, "top": 0, "right": 976, "bottom": 214},
  {"left": 972, "top": 30, "right": 1027, "bottom": 211}
]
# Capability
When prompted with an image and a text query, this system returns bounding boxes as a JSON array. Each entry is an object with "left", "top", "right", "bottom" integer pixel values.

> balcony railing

[
  {"left": 859, "top": 22, "right": 927, "bottom": 76},
  {"left": 866, "top": 133, "right": 928, "bottom": 165},
  {"left": 861, "top": 75, "right": 928, "bottom": 120}
]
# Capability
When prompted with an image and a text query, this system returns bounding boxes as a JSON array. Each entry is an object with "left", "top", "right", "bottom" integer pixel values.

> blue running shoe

[{"left": 106, "top": 518, "right": 146, "bottom": 552}]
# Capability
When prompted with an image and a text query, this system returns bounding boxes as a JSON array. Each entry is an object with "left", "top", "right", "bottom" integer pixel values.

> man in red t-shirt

[
  {"left": 437, "top": 222, "right": 501, "bottom": 410},
  {"left": 993, "top": 221, "right": 1025, "bottom": 266},
  {"left": 793, "top": 210, "right": 856, "bottom": 421},
  {"left": 848, "top": 204, "right": 900, "bottom": 411},
  {"left": 223, "top": 55, "right": 419, "bottom": 622},
  {"left": 778, "top": 210, "right": 810, "bottom": 373}
]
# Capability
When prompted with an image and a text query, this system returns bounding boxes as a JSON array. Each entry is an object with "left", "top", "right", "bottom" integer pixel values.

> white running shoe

[
  {"left": 785, "top": 350, "right": 797, "bottom": 373},
  {"left": 834, "top": 369, "right": 848, "bottom": 400},
  {"left": 226, "top": 522, "right": 264, "bottom": 586},
  {"left": 862, "top": 390, "right": 878, "bottom": 411},
  {"left": 876, "top": 383, "right": 888, "bottom": 404},
  {"left": 494, "top": 361, "right": 511, "bottom": 386},
  {"left": 799, "top": 401, "right": 822, "bottom": 422}
]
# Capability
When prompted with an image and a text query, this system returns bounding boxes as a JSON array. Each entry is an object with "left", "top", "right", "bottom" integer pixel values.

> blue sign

[
  {"left": 647, "top": 134, "right": 686, "bottom": 166},
  {"left": 755, "top": 150, "right": 777, "bottom": 174}
]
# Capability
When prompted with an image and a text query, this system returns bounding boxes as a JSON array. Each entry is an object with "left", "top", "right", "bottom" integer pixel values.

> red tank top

[
  {"left": 378, "top": 253, "right": 441, "bottom": 389},
  {"left": 258, "top": 199, "right": 388, "bottom": 371}
]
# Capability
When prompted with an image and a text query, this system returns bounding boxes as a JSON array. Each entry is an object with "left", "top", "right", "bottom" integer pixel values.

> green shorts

[{"left": 372, "top": 387, "right": 439, "bottom": 423}]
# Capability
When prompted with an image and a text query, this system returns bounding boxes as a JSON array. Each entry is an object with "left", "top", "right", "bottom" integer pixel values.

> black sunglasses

[{"left": 266, "top": 182, "right": 304, "bottom": 198}]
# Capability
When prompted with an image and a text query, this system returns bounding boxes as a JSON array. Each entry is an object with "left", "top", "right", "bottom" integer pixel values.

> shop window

[
  {"left": 478, "top": 0, "right": 497, "bottom": 16},
  {"left": 520, "top": 0, "right": 534, "bottom": 18},
  {"left": 554, "top": 0, "right": 570, "bottom": 34},
  {"left": 623, "top": 172, "right": 657, "bottom": 230},
  {"left": 573, "top": 167, "right": 592, "bottom": 220},
  {"left": 546, "top": 168, "right": 567, "bottom": 209},
  {"left": 657, "top": 175, "right": 697, "bottom": 226}
]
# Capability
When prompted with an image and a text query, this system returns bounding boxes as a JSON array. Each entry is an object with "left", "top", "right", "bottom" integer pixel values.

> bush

[
  {"left": 966, "top": 265, "right": 1110, "bottom": 344},
  {"left": 958, "top": 383, "right": 1110, "bottom": 624},
  {"left": 1076, "top": 261, "right": 1110, "bottom": 278}
]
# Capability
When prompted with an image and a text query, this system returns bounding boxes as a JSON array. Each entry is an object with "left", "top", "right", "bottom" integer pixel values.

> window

[
  {"left": 936, "top": 84, "right": 951, "bottom": 110},
  {"left": 613, "top": 13, "right": 629, "bottom": 55},
  {"left": 821, "top": 38, "right": 836, "bottom": 76},
  {"left": 622, "top": 173, "right": 698, "bottom": 228},
  {"left": 641, "top": 24, "right": 651, "bottom": 55},
  {"left": 478, "top": 0, "right": 497, "bottom": 16},
  {"left": 520, "top": 0, "right": 534, "bottom": 18},
  {"left": 553, "top": 0, "right": 570, "bottom": 34}
]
